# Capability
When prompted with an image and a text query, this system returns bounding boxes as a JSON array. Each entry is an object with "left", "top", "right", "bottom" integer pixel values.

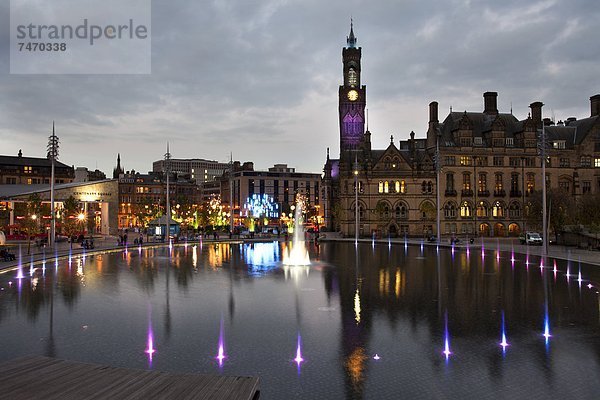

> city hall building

[{"left": 322, "top": 24, "right": 600, "bottom": 238}]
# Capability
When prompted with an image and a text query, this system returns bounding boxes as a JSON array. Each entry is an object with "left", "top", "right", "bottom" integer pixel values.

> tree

[
  {"left": 61, "top": 196, "right": 81, "bottom": 249},
  {"left": 330, "top": 201, "right": 344, "bottom": 233},
  {"left": 21, "top": 194, "right": 42, "bottom": 254},
  {"left": 576, "top": 193, "right": 600, "bottom": 226},
  {"left": 526, "top": 188, "right": 575, "bottom": 240}
]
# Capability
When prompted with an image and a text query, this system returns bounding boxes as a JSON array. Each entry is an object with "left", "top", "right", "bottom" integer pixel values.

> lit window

[
  {"left": 24, "top": 166, "right": 32, "bottom": 174},
  {"left": 460, "top": 201, "right": 471, "bottom": 217},
  {"left": 348, "top": 68, "right": 357, "bottom": 87},
  {"left": 595, "top": 158, "right": 600, "bottom": 168},
  {"left": 384, "top": 181, "right": 389, "bottom": 193},
  {"left": 460, "top": 156, "right": 472, "bottom": 166},
  {"left": 378, "top": 181, "right": 384, "bottom": 193}
]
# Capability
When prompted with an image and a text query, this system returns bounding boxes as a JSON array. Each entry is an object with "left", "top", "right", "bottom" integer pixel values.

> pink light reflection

[
  {"left": 216, "top": 317, "right": 226, "bottom": 367},
  {"left": 294, "top": 334, "right": 304, "bottom": 371},
  {"left": 145, "top": 331, "right": 156, "bottom": 363}
]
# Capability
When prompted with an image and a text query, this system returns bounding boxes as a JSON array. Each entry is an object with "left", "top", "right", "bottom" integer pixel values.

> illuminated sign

[{"left": 243, "top": 194, "right": 279, "bottom": 218}]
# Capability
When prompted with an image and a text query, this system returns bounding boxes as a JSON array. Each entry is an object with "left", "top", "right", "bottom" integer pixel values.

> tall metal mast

[{"left": 47, "top": 122, "right": 59, "bottom": 248}]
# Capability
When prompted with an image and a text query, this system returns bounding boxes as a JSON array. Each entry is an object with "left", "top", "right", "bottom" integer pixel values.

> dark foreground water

[{"left": 0, "top": 241, "right": 599, "bottom": 399}]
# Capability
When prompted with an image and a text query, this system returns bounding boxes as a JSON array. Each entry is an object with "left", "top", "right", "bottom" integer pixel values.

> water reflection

[{"left": 0, "top": 242, "right": 599, "bottom": 399}]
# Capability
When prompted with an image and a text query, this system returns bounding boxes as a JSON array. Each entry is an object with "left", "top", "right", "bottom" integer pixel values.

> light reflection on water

[{"left": 0, "top": 241, "right": 599, "bottom": 399}]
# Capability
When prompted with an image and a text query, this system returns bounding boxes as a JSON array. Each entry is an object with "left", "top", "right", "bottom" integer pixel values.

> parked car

[{"left": 519, "top": 232, "right": 543, "bottom": 245}]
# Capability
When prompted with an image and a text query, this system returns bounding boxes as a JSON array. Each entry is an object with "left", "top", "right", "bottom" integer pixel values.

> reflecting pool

[{"left": 1, "top": 241, "right": 599, "bottom": 399}]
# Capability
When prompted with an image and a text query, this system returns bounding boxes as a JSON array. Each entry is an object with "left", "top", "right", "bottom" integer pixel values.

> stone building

[
  {"left": 323, "top": 24, "right": 436, "bottom": 238},
  {"left": 429, "top": 92, "right": 600, "bottom": 237},
  {"left": 0, "top": 150, "right": 74, "bottom": 185},
  {"left": 323, "top": 24, "right": 600, "bottom": 238}
]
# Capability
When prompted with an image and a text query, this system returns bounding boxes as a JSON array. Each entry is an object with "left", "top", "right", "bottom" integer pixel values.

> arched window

[
  {"left": 427, "top": 181, "right": 433, "bottom": 193},
  {"left": 395, "top": 181, "right": 400, "bottom": 193},
  {"left": 421, "top": 181, "right": 427, "bottom": 193},
  {"left": 460, "top": 201, "right": 472, "bottom": 218},
  {"left": 492, "top": 201, "right": 504, "bottom": 217},
  {"left": 477, "top": 201, "right": 488, "bottom": 218},
  {"left": 348, "top": 68, "right": 357, "bottom": 87},
  {"left": 378, "top": 181, "right": 384, "bottom": 193},
  {"left": 508, "top": 202, "right": 521, "bottom": 218},
  {"left": 384, "top": 181, "right": 389, "bottom": 193},
  {"left": 395, "top": 204, "right": 408, "bottom": 219},
  {"left": 444, "top": 202, "right": 457, "bottom": 218},
  {"left": 400, "top": 180, "right": 406, "bottom": 194}
]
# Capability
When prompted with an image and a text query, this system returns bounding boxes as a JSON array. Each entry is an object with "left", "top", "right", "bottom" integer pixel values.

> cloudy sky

[{"left": 1, "top": 0, "right": 599, "bottom": 176}]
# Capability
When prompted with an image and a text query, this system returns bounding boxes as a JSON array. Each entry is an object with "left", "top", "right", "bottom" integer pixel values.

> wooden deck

[{"left": 0, "top": 356, "right": 260, "bottom": 400}]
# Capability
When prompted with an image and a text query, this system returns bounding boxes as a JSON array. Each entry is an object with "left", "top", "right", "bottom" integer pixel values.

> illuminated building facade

[
  {"left": 323, "top": 24, "right": 600, "bottom": 238},
  {"left": 220, "top": 162, "right": 321, "bottom": 226},
  {"left": 117, "top": 171, "right": 202, "bottom": 229}
]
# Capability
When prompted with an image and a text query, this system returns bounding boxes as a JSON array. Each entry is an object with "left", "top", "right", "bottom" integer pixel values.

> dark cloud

[{"left": 1, "top": 0, "right": 599, "bottom": 175}]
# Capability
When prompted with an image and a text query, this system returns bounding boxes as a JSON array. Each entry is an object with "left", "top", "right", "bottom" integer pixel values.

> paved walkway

[
  {"left": 321, "top": 236, "right": 600, "bottom": 267},
  {"left": 2, "top": 235, "right": 599, "bottom": 273}
]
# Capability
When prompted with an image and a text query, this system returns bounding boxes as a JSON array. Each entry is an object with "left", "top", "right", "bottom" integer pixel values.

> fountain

[
  {"left": 216, "top": 317, "right": 226, "bottom": 367},
  {"left": 283, "top": 196, "right": 310, "bottom": 266},
  {"left": 294, "top": 333, "right": 304, "bottom": 372}
]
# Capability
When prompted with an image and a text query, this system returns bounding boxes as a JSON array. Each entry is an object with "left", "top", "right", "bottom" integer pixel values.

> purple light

[
  {"left": 420, "top": 241, "right": 423, "bottom": 253},
  {"left": 577, "top": 267, "right": 583, "bottom": 288},
  {"left": 451, "top": 243, "right": 455, "bottom": 257},
  {"left": 587, "top": 283, "right": 593, "bottom": 289},
  {"left": 566, "top": 264, "right": 571, "bottom": 283},
  {"left": 466, "top": 246, "right": 470, "bottom": 258},
  {"left": 443, "top": 337, "right": 452, "bottom": 360},
  {"left": 145, "top": 331, "right": 156, "bottom": 362},
  {"left": 294, "top": 334, "right": 304, "bottom": 371},
  {"left": 16, "top": 267, "right": 24, "bottom": 280},
  {"left": 496, "top": 250, "right": 500, "bottom": 262},
  {"left": 499, "top": 311, "right": 509, "bottom": 353},
  {"left": 216, "top": 318, "right": 226, "bottom": 367},
  {"left": 373, "top": 354, "right": 381, "bottom": 360},
  {"left": 216, "top": 344, "right": 225, "bottom": 367},
  {"left": 500, "top": 332, "right": 509, "bottom": 352},
  {"left": 443, "top": 311, "right": 451, "bottom": 361}
]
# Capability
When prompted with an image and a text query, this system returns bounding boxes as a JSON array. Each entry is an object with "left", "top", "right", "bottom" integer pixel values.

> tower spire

[{"left": 347, "top": 18, "right": 357, "bottom": 48}]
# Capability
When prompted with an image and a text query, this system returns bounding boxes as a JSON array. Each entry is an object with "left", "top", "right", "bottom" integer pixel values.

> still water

[{"left": 0, "top": 241, "right": 599, "bottom": 399}]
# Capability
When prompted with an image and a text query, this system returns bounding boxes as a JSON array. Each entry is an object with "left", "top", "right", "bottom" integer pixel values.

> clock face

[{"left": 347, "top": 90, "right": 359, "bottom": 101}]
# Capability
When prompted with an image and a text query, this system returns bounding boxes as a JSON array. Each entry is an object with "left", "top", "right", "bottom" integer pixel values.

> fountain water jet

[
  {"left": 294, "top": 333, "right": 304, "bottom": 373},
  {"left": 216, "top": 317, "right": 226, "bottom": 367},
  {"left": 283, "top": 196, "right": 310, "bottom": 266},
  {"left": 499, "top": 311, "right": 509, "bottom": 354}
]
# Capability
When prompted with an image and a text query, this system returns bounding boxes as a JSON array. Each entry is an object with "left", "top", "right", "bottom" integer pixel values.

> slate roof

[{"left": 0, "top": 155, "right": 71, "bottom": 169}]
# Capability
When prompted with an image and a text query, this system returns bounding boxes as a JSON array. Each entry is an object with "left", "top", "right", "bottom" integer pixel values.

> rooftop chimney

[
  {"left": 429, "top": 101, "right": 438, "bottom": 123},
  {"left": 591, "top": 94, "right": 600, "bottom": 117},
  {"left": 483, "top": 92, "right": 498, "bottom": 115},
  {"left": 529, "top": 101, "right": 543, "bottom": 128}
]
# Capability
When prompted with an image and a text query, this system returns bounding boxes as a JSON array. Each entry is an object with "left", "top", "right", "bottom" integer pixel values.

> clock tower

[{"left": 339, "top": 21, "right": 366, "bottom": 158}]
